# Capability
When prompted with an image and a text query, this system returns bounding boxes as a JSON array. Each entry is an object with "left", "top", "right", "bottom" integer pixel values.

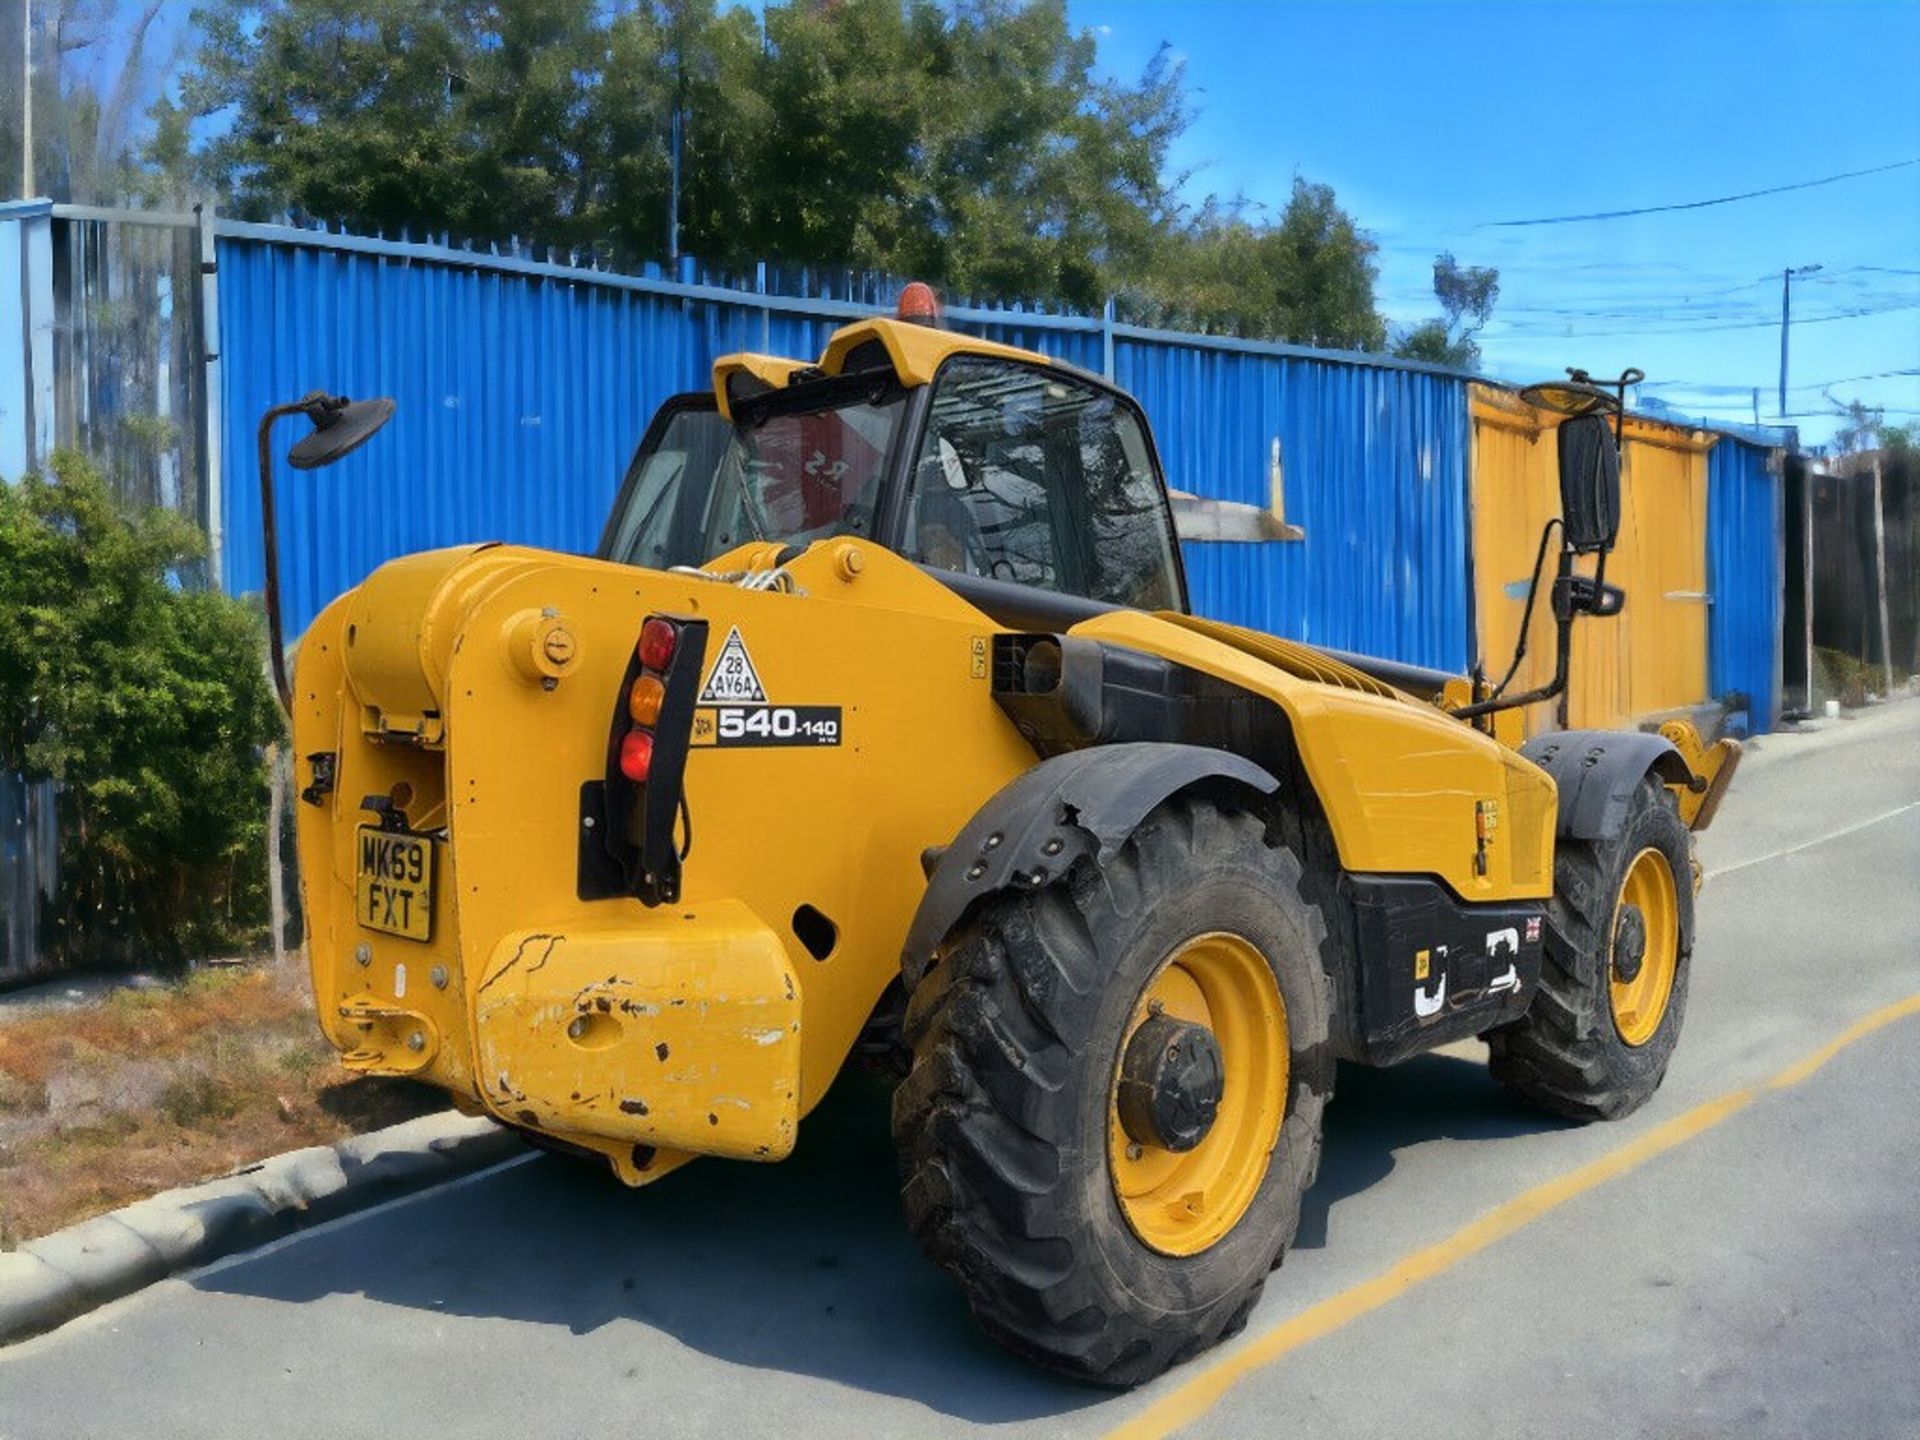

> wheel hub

[
  {"left": 1612, "top": 905, "right": 1647, "bottom": 985},
  {"left": 1117, "top": 1014, "right": 1224, "bottom": 1153}
]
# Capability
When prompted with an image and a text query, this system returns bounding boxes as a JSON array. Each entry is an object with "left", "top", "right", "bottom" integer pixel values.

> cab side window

[{"left": 904, "top": 359, "right": 1181, "bottom": 610}]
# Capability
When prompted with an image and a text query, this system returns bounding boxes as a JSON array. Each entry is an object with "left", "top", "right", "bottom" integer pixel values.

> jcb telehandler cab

[{"left": 277, "top": 299, "right": 1737, "bottom": 1386}]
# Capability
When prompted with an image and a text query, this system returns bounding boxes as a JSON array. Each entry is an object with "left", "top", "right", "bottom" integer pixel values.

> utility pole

[
  {"left": 20, "top": 0, "right": 31, "bottom": 199},
  {"left": 667, "top": 100, "right": 682, "bottom": 263},
  {"left": 1872, "top": 453, "right": 1895, "bottom": 695},
  {"left": 1779, "top": 263, "right": 1823, "bottom": 416}
]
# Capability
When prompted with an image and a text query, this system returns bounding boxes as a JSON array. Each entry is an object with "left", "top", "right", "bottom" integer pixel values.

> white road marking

[{"left": 1712, "top": 801, "right": 1920, "bottom": 878}]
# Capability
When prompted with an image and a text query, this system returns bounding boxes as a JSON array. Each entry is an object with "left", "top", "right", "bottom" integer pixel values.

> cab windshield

[{"left": 602, "top": 378, "right": 908, "bottom": 570}]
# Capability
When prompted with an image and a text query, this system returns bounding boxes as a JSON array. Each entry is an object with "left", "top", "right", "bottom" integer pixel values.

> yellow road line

[{"left": 1105, "top": 990, "right": 1920, "bottom": 1440}]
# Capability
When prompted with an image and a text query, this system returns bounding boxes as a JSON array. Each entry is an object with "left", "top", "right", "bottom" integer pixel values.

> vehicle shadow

[
  {"left": 1295, "top": 1047, "right": 1577, "bottom": 1251},
  {"left": 194, "top": 1051, "right": 1567, "bottom": 1422}
]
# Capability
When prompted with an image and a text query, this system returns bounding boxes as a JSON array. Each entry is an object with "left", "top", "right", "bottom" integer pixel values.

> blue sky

[
  {"left": 73, "top": 1, "right": 1920, "bottom": 446},
  {"left": 1070, "top": 0, "right": 1920, "bottom": 445}
]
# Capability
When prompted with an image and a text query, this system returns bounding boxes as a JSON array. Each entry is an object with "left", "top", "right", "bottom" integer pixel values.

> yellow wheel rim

[
  {"left": 1108, "top": 932, "right": 1288, "bottom": 1256},
  {"left": 1610, "top": 847, "right": 1679, "bottom": 1047}
]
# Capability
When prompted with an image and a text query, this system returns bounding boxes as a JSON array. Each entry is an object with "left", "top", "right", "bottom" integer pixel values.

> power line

[
  {"left": 1479, "top": 157, "right": 1920, "bottom": 228},
  {"left": 1494, "top": 297, "right": 1920, "bottom": 338},
  {"left": 1643, "top": 368, "right": 1920, "bottom": 393}
]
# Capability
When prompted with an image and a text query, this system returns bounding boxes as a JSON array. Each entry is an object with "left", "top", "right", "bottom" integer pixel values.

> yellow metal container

[{"left": 1468, "top": 384, "right": 1716, "bottom": 734}]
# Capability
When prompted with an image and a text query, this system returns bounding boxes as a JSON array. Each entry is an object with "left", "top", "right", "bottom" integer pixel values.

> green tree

[
  {"left": 171, "top": 0, "right": 1382, "bottom": 338},
  {"left": 1829, "top": 396, "right": 1885, "bottom": 455},
  {"left": 1393, "top": 251, "right": 1499, "bottom": 369},
  {"left": 173, "top": 0, "right": 1193, "bottom": 301},
  {"left": 182, "top": 0, "right": 500, "bottom": 238},
  {"left": 2, "top": 0, "right": 173, "bottom": 203},
  {"left": 0, "top": 454, "right": 282, "bottom": 964},
  {"left": 1127, "top": 180, "right": 1387, "bottom": 349}
]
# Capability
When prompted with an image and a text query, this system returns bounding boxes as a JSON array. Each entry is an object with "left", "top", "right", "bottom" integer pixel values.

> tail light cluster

[
  {"left": 618, "top": 617, "right": 680, "bottom": 784},
  {"left": 590, "top": 612, "right": 705, "bottom": 907}
]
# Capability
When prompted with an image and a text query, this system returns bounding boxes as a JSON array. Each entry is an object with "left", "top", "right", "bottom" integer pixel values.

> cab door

[{"left": 597, "top": 394, "right": 733, "bottom": 571}]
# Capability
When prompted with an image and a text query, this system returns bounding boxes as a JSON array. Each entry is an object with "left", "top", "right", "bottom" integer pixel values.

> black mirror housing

[
  {"left": 288, "top": 395, "right": 396, "bottom": 470},
  {"left": 1558, "top": 412, "right": 1620, "bottom": 554}
]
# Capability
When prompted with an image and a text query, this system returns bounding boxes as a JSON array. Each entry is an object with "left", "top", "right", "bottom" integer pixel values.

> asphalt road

[{"left": 4, "top": 701, "right": 1917, "bottom": 1440}]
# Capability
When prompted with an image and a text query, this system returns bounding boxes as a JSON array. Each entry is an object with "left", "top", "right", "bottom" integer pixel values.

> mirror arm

[
  {"left": 257, "top": 400, "right": 311, "bottom": 712},
  {"left": 1450, "top": 550, "right": 1578, "bottom": 723}
]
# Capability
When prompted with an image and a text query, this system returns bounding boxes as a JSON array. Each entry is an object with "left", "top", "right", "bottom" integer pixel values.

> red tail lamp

[
  {"left": 897, "top": 281, "right": 941, "bottom": 327},
  {"left": 638, "top": 617, "right": 679, "bottom": 672},
  {"left": 619, "top": 728, "right": 655, "bottom": 783}
]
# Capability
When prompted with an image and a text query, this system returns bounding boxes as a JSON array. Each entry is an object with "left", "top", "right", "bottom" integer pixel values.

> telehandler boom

[{"left": 281, "top": 295, "right": 1736, "bottom": 1384}]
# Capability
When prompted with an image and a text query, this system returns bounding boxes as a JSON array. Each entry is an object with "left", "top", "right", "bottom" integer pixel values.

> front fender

[
  {"left": 900, "top": 742, "right": 1278, "bottom": 987},
  {"left": 1521, "top": 729, "right": 1699, "bottom": 842}
]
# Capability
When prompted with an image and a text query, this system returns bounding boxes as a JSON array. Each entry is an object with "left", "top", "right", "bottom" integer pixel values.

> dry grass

[{"left": 0, "top": 958, "right": 445, "bottom": 1246}]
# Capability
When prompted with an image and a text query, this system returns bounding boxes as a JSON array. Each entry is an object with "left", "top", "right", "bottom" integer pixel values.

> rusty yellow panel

[
  {"left": 472, "top": 906, "right": 802, "bottom": 1160},
  {"left": 292, "top": 598, "right": 480, "bottom": 1097},
  {"left": 1614, "top": 420, "right": 1712, "bottom": 717},
  {"left": 1468, "top": 386, "right": 1713, "bottom": 736}
]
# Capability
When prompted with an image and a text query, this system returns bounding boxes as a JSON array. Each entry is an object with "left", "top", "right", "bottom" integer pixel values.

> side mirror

[
  {"left": 258, "top": 392, "right": 396, "bottom": 709},
  {"left": 1557, "top": 412, "right": 1620, "bottom": 554}
]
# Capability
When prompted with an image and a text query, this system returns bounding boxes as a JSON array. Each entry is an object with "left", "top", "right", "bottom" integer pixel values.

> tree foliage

[
  {"left": 1828, "top": 396, "right": 1885, "bottom": 456},
  {"left": 1393, "top": 251, "right": 1500, "bottom": 369},
  {"left": 0, "top": 0, "right": 177, "bottom": 204},
  {"left": 0, "top": 454, "right": 282, "bottom": 964},
  {"left": 1126, "top": 182, "right": 1386, "bottom": 349},
  {"left": 171, "top": 0, "right": 1386, "bottom": 339}
]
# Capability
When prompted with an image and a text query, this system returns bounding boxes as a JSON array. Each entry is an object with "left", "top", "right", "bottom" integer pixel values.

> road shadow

[
  {"left": 193, "top": 1049, "right": 1567, "bottom": 1422},
  {"left": 1295, "top": 1048, "right": 1576, "bottom": 1251},
  {"left": 195, "top": 1070, "right": 1099, "bottom": 1424}
]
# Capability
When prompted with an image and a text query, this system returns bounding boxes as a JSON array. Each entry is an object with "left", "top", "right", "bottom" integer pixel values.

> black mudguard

[
  {"left": 1521, "top": 729, "right": 1697, "bottom": 843},
  {"left": 900, "top": 742, "right": 1278, "bottom": 987}
]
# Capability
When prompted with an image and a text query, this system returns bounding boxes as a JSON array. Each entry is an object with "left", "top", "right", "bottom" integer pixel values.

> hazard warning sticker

[
  {"left": 698, "top": 627, "right": 768, "bottom": 704},
  {"left": 690, "top": 626, "right": 841, "bottom": 748}
]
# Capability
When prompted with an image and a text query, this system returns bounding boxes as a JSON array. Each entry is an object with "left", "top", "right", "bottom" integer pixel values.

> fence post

[
  {"left": 757, "top": 260, "right": 770, "bottom": 352},
  {"left": 1101, "top": 295, "right": 1116, "bottom": 381},
  {"left": 199, "top": 203, "right": 225, "bottom": 587},
  {"left": 266, "top": 743, "right": 287, "bottom": 969},
  {"left": 1872, "top": 454, "right": 1894, "bottom": 695},
  {"left": 1803, "top": 467, "right": 1815, "bottom": 709}
]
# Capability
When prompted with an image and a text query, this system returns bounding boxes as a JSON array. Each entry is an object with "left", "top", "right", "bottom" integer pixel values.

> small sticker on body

[{"left": 699, "top": 627, "right": 769, "bottom": 704}]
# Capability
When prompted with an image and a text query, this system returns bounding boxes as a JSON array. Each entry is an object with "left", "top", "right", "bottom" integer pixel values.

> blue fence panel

[
  {"left": 1707, "top": 436, "right": 1783, "bottom": 733},
  {"left": 217, "top": 225, "right": 1470, "bottom": 668},
  {"left": 220, "top": 237, "right": 721, "bottom": 633},
  {"left": 217, "top": 232, "right": 1121, "bottom": 635},
  {"left": 1119, "top": 337, "right": 1471, "bottom": 671}
]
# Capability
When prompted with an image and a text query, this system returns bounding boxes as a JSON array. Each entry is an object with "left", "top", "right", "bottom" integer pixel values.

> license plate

[{"left": 355, "top": 827, "right": 435, "bottom": 941}]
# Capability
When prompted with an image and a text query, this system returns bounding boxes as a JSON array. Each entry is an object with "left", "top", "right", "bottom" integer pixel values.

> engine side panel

[{"left": 1069, "top": 610, "right": 1558, "bottom": 902}]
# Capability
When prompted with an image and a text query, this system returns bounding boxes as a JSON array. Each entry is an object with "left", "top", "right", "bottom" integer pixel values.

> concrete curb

[{"left": 0, "top": 1111, "right": 525, "bottom": 1347}]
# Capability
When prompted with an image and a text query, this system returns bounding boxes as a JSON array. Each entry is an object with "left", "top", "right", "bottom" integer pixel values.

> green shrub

[
  {"left": 0, "top": 452, "right": 282, "bottom": 965},
  {"left": 1814, "top": 646, "right": 1877, "bottom": 709},
  {"left": 158, "top": 1068, "right": 247, "bottom": 1129}
]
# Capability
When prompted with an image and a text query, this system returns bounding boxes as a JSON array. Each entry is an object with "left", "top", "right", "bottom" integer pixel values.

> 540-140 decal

[
  {"left": 690, "top": 626, "right": 841, "bottom": 747},
  {"left": 691, "top": 705, "right": 842, "bottom": 748}
]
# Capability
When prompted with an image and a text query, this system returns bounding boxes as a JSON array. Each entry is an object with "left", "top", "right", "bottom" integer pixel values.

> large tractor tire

[
  {"left": 1489, "top": 777, "right": 1693, "bottom": 1121},
  {"left": 892, "top": 796, "right": 1334, "bottom": 1387}
]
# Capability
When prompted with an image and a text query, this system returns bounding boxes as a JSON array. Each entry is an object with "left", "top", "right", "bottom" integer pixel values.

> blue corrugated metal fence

[
  {"left": 215, "top": 221, "right": 1472, "bottom": 671},
  {"left": 1707, "top": 436, "right": 1783, "bottom": 733},
  {"left": 1123, "top": 339, "right": 1468, "bottom": 670}
]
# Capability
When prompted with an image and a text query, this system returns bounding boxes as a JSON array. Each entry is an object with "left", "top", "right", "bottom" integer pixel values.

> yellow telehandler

[{"left": 271, "top": 293, "right": 1736, "bottom": 1385}]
